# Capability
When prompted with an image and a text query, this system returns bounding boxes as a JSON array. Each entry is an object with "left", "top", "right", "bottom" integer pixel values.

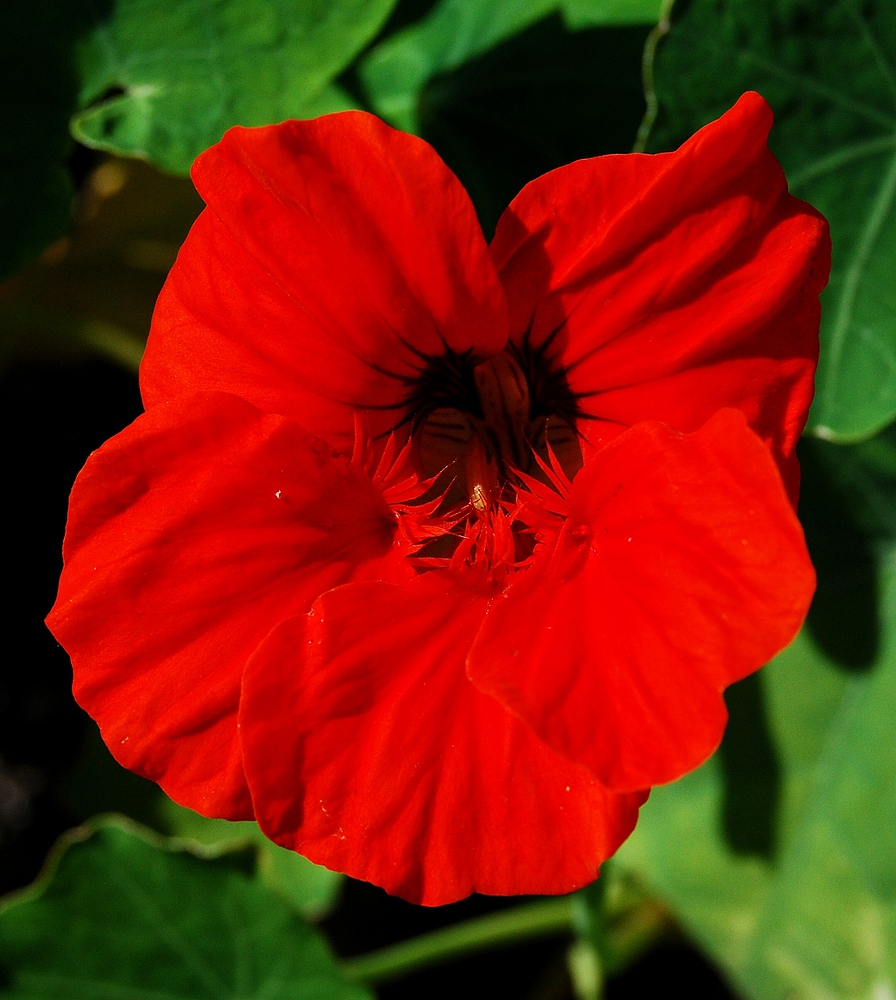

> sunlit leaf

[
  {"left": 736, "top": 625, "right": 896, "bottom": 998},
  {"left": 616, "top": 429, "right": 896, "bottom": 998},
  {"left": 616, "top": 760, "right": 773, "bottom": 976},
  {"left": 647, "top": 0, "right": 896, "bottom": 442},
  {"left": 71, "top": 0, "right": 397, "bottom": 173},
  {"left": 0, "top": 817, "right": 368, "bottom": 1000}
]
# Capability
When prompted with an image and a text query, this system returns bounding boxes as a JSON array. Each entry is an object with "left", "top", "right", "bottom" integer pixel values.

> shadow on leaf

[
  {"left": 799, "top": 437, "right": 881, "bottom": 673},
  {"left": 718, "top": 671, "right": 781, "bottom": 859},
  {"left": 417, "top": 14, "right": 650, "bottom": 236}
]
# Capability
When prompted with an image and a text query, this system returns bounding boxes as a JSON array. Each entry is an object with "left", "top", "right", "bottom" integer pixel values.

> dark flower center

[{"left": 416, "top": 347, "right": 582, "bottom": 509}]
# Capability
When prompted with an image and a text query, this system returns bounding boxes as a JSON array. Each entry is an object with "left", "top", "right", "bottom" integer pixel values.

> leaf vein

[
  {"left": 824, "top": 148, "right": 896, "bottom": 405},
  {"left": 788, "top": 135, "right": 896, "bottom": 192}
]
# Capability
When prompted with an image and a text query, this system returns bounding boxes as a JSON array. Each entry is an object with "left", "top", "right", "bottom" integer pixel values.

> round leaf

[{"left": 0, "top": 818, "right": 368, "bottom": 1000}]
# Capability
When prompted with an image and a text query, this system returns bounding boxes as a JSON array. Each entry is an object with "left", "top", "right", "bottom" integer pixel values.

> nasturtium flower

[{"left": 48, "top": 92, "right": 829, "bottom": 906}]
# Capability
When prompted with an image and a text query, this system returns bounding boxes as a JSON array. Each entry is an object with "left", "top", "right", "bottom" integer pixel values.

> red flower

[{"left": 48, "top": 92, "right": 829, "bottom": 905}]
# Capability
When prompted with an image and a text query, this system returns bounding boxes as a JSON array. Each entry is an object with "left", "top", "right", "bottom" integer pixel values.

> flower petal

[
  {"left": 490, "top": 92, "right": 830, "bottom": 500},
  {"left": 47, "top": 392, "right": 406, "bottom": 818},
  {"left": 142, "top": 112, "right": 508, "bottom": 447},
  {"left": 240, "top": 573, "right": 645, "bottom": 905},
  {"left": 468, "top": 408, "right": 815, "bottom": 792}
]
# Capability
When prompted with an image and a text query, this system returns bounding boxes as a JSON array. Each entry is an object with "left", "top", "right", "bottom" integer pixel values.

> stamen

[
  {"left": 464, "top": 431, "right": 499, "bottom": 513},
  {"left": 383, "top": 338, "right": 587, "bottom": 584}
]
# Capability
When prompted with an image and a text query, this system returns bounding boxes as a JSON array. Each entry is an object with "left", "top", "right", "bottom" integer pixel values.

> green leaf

[
  {"left": 258, "top": 842, "right": 344, "bottom": 921},
  {"left": 63, "top": 721, "right": 344, "bottom": 921},
  {"left": 0, "top": 0, "right": 391, "bottom": 277},
  {"left": 735, "top": 623, "right": 896, "bottom": 998},
  {"left": 160, "top": 799, "right": 344, "bottom": 921},
  {"left": 562, "top": 0, "right": 663, "bottom": 29},
  {"left": 617, "top": 641, "right": 896, "bottom": 998},
  {"left": 363, "top": 6, "right": 649, "bottom": 236},
  {"left": 360, "top": 0, "right": 560, "bottom": 132},
  {"left": 646, "top": 0, "right": 896, "bottom": 442},
  {"left": 616, "top": 450, "right": 896, "bottom": 1000},
  {"left": 359, "top": 0, "right": 659, "bottom": 133},
  {"left": 0, "top": 817, "right": 369, "bottom": 1000},
  {"left": 70, "top": 0, "right": 398, "bottom": 174},
  {"left": 616, "top": 760, "right": 773, "bottom": 975}
]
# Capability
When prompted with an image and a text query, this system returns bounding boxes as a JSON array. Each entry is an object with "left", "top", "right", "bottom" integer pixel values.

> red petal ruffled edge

[
  {"left": 468, "top": 409, "right": 815, "bottom": 792},
  {"left": 47, "top": 392, "right": 410, "bottom": 818},
  {"left": 142, "top": 112, "right": 508, "bottom": 449},
  {"left": 240, "top": 572, "right": 646, "bottom": 905},
  {"left": 490, "top": 92, "right": 830, "bottom": 503}
]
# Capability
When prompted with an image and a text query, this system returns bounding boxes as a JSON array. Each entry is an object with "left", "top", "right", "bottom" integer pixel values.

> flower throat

[{"left": 417, "top": 348, "right": 582, "bottom": 510}]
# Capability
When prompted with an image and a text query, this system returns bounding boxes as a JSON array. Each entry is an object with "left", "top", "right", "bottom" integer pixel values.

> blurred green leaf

[
  {"left": 616, "top": 759, "right": 773, "bottom": 976},
  {"left": 360, "top": 0, "right": 660, "bottom": 132},
  {"left": 0, "top": 817, "right": 368, "bottom": 1000},
  {"left": 160, "top": 799, "right": 344, "bottom": 921},
  {"left": 737, "top": 625, "right": 896, "bottom": 999},
  {"left": 258, "top": 842, "right": 344, "bottom": 921},
  {"left": 563, "top": 0, "right": 662, "bottom": 28},
  {"left": 0, "top": 157, "right": 201, "bottom": 373},
  {"left": 63, "top": 722, "right": 344, "bottom": 922},
  {"left": 617, "top": 542, "right": 896, "bottom": 997},
  {"left": 70, "top": 0, "right": 398, "bottom": 173},
  {"left": 646, "top": 0, "right": 896, "bottom": 442}
]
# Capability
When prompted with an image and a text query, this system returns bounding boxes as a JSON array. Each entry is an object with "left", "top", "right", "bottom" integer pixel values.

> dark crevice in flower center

[
  {"left": 395, "top": 345, "right": 483, "bottom": 429},
  {"left": 509, "top": 324, "right": 582, "bottom": 427},
  {"left": 413, "top": 338, "right": 583, "bottom": 509}
]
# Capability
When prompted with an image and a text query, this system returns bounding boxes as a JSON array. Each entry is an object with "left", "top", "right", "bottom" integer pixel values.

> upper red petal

[
  {"left": 142, "top": 112, "right": 508, "bottom": 448},
  {"left": 240, "top": 573, "right": 645, "bottom": 905},
  {"left": 467, "top": 408, "right": 815, "bottom": 792},
  {"left": 490, "top": 92, "right": 830, "bottom": 501},
  {"left": 47, "top": 392, "right": 408, "bottom": 818}
]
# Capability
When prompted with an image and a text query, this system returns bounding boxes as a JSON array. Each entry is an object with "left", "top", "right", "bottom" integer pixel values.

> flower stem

[{"left": 341, "top": 897, "right": 577, "bottom": 985}]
